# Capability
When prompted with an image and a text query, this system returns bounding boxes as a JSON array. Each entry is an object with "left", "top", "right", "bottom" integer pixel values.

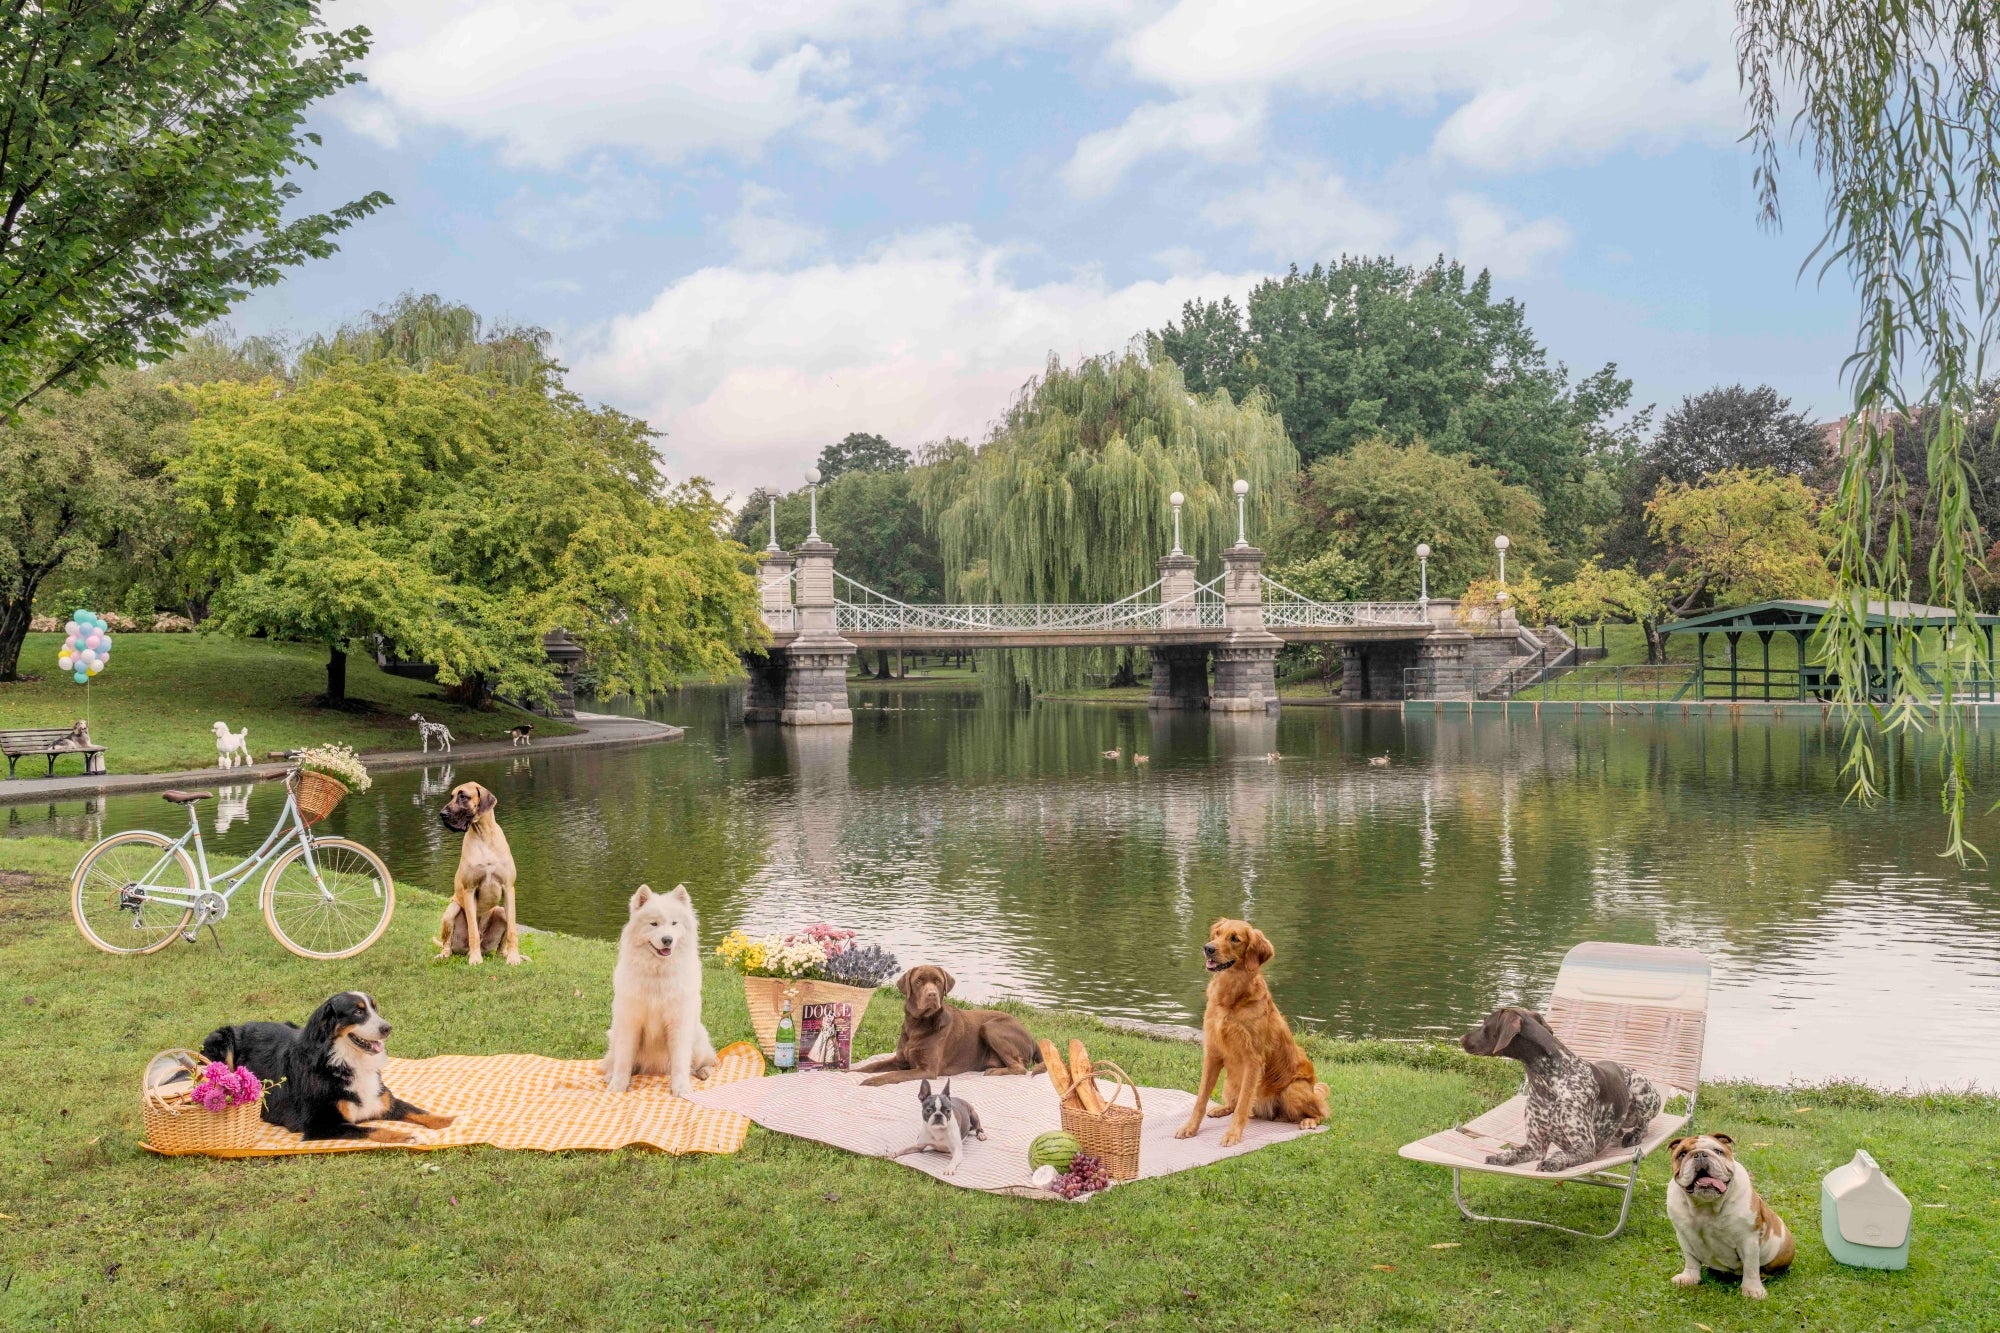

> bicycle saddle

[{"left": 160, "top": 790, "right": 213, "bottom": 804}]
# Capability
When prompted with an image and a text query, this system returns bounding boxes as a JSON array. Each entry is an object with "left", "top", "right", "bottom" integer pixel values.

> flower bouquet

[
  {"left": 715, "top": 925, "right": 900, "bottom": 1061},
  {"left": 293, "top": 741, "right": 371, "bottom": 825},
  {"left": 141, "top": 1051, "right": 278, "bottom": 1156}
]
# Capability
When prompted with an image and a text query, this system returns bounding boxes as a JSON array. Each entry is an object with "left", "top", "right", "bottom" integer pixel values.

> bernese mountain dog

[{"left": 201, "top": 991, "right": 453, "bottom": 1143}]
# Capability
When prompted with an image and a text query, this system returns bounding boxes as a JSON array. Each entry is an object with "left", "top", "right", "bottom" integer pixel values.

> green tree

[
  {"left": 1647, "top": 467, "right": 1828, "bottom": 626},
  {"left": 0, "top": 1, "right": 387, "bottom": 410},
  {"left": 1152, "top": 257, "right": 1641, "bottom": 543},
  {"left": 296, "top": 293, "right": 554, "bottom": 391},
  {"left": 916, "top": 351, "right": 1297, "bottom": 691},
  {"left": 1739, "top": 0, "right": 2000, "bottom": 854},
  {"left": 1545, "top": 561, "right": 1667, "bottom": 661},
  {"left": 172, "top": 360, "right": 762, "bottom": 706},
  {"left": 815, "top": 431, "right": 909, "bottom": 483},
  {"left": 1288, "top": 439, "right": 1546, "bottom": 604},
  {"left": 1601, "top": 384, "right": 1828, "bottom": 571},
  {"left": 0, "top": 370, "right": 181, "bottom": 678}
]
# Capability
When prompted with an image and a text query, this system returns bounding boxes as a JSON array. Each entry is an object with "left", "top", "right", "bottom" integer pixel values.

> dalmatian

[
  {"left": 1460, "top": 1005, "right": 1661, "bottom": 1172},
  {"left": 410, "top": 713, "right": 455, "bottom": 754}
]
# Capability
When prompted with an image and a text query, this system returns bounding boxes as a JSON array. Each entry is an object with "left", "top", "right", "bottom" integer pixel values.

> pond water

[{"left": 9, "top": 687, "right": 1999, "bottom": 1090}]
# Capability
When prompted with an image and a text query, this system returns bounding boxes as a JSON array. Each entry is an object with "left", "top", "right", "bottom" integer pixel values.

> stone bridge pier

[
  {"left": 742, "top": 538, "right": 855, "bottom": 724},
  {"left": 1148, "top": 545, "right": 1282, "bottom": 712}
]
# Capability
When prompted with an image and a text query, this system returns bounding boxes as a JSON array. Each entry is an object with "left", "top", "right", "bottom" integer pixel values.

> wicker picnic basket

[
  {"left": 741, "top": 976, "right": 877, "bottom": 1062},
  {"left": 291, "top": 769, "right": 349, "bottom": 827},
  {"left": 1059, "top": 1059, "right": 1143, "bottom": 1180},
  {"left": 141, "top": 1050, "right": 268, "bottom": 1156}
]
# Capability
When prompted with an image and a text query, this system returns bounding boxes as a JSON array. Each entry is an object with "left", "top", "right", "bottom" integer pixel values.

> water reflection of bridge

[{"left": 741, "top": 507, "right": 1521, "bottom": 723}]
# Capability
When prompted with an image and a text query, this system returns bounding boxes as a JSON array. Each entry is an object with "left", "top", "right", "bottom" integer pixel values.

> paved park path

[{"left": 0, "top": 711, "right": 682, "bottom": 805}]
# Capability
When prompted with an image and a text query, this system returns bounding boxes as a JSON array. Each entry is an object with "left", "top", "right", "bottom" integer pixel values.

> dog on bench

[
  {"left": 1460, "top": 1004, "right": 1661, "bottom": 1172},
  {"left": 433, "top": 781, "right": 520, "bottom": 965},
  {"left": 855, "top": 965, "right": 1040, "bottom": 1086}
]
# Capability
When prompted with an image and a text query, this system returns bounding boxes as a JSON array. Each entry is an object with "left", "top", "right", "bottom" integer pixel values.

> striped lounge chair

[{"left": 1399, "top": 941, "right": 1711, "bottom": 1240}]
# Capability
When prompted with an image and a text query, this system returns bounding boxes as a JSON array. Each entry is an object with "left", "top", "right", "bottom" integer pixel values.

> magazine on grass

[{"left": 799, "top": 1000, "right": 854, "bottom": 1071}]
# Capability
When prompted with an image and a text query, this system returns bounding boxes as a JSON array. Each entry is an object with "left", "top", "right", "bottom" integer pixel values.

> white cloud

[
  {"left": 568, "top": 229, "right": 1261, "bottom": 497},
  {"left": 1111, "top": 0, "right": 1738, "bottom": 173},
  {"left": 1443, "top": 194, "right": 1573, "bottom": 279},
  {"left": 334, "top": 0, "right": 1143, "bottom": 170},
  {"left": 725, "top": 186, "right": 827, "bottom": 268},
  {"left": 1063, "top": 93, "right": 1266, "bottom": 197},
  {"left": 336, "top": 0, "right": 908, "bottom": 169},
  {"left": 1202, "top": 165, "right": 1401, "bottom": 261}
]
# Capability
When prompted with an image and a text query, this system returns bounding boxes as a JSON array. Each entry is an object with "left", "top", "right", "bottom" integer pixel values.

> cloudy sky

[{"left": 234, "top": 1, "right": 1856, "bottom": 501}]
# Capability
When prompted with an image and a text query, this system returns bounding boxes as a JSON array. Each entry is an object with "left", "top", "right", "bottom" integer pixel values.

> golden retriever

[{"left": 1175, "top": 918, "right": 1329, "bottom": 1146}]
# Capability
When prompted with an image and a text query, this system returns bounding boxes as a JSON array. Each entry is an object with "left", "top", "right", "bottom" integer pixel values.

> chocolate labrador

[{"left": 854, "top": 965, "right": 1041, "bottom": 1086}]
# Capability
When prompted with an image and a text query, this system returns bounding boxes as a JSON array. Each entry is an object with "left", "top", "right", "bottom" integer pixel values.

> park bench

[{"left": 1, "top": 723, "right": 107, "bottom": 778}]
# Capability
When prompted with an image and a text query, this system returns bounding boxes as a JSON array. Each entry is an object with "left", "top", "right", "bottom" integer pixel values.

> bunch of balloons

[{"left": 58, "top": 610, "right": 113, "bottom": 684}]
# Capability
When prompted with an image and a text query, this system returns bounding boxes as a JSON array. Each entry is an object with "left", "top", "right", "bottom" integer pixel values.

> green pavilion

[{"left": 1660, "top": 599, "right": 2000, "bottom": 701}]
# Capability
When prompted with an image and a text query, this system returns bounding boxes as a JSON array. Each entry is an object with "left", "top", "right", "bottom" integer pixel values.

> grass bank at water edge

[
  {"left": 0, "top": 634, "right": 574, "bottom": 776},
  {"left": 0, "top": 834, "right": 1993, "bottom": 1331}
]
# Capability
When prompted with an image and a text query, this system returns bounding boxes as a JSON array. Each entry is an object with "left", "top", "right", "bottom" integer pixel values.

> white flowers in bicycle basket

[{"left": 295, "top": 742, "right": 373, "bottom": 794}]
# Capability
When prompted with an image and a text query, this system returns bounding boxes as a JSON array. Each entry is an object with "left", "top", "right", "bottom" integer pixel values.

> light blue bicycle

[{"left": 69, "top": 772, "right": 395, "bottom": 960}]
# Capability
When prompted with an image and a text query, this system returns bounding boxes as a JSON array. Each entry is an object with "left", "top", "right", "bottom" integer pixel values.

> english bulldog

[{"left": 1667, "top": 1133, "right": 1795, "bottom": 1300}]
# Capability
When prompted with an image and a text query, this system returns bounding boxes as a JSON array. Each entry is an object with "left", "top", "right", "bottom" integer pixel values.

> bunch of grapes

[{"left": 1053, "top": 1153, "right": 1112, "bottom": 1199}]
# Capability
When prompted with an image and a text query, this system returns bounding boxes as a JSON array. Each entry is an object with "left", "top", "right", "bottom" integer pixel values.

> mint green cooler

[{"left": 1820, "top": 1149, "right": 1911, "bottom": 1270}]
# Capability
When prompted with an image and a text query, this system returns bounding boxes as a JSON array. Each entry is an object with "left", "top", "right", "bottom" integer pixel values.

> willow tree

[
  {"left": 294, "top": 294, "right": 555, "bottom": 390},
  {"left": 916, "top": 351, "right": 1297, "bottom": 691},
  {"left": 1738, "top": 1, "right": 2000, "bottom": 858}
]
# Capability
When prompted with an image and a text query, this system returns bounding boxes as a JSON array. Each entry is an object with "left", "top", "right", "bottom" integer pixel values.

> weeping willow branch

[
  {"left": 1739, "top": 0, "right": 2000, "bottom": 860},
  {"left": 916, "top": 348, "right": 1297, "bottom": 692}
]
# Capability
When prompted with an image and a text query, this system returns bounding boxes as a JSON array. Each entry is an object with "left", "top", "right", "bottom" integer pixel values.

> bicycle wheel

[
  {"left": 71, "top": 831, "right": 197, "bottom": 956},
  {"left": 261, "top": 837, "right": 396, "bottom": 960}
]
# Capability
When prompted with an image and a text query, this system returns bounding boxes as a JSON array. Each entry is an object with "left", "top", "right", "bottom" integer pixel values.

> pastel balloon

[
  {"left": 85, "top": 634, "right": 101, "bottom": 651},
  {"left": 72, "top": 670, "right": 87, "bottom": 683},
  {"left": 100, "top": 634, "right": 112, "bottom": 649},
  {"left": 64, "top": 620, "right": 79, "bottom": 636}
]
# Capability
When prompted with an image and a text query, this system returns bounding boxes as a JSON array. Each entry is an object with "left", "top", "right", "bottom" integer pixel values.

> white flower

[{"left": 295, "top": 742, "right": 372, "bottom": 793}]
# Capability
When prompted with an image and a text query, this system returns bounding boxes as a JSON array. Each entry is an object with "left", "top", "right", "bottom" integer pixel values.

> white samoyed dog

[{"left": 602, "top": 884, "right": 717, "bottom": 1096}]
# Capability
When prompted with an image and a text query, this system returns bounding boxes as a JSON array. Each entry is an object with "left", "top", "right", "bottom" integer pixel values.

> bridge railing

[
  {"left": 1259, "top": 575, "right": 1428, "bottom": 628},
  {"left": 831, "top": 572, "right": 1225, "bottom": 633}
]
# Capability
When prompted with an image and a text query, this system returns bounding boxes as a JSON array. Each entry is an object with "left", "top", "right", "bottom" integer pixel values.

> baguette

[
  {"left": 1039, "top": 1039, "right": 1080, "bottom": 1105},
  {"left": 1068, "top": 1039, "right": 1106, "bottom": 1115}
]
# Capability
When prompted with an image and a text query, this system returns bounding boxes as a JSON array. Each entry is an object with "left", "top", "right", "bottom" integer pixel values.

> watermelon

[{"left": 1029, "top": 1130, "right": 1081, "bottom": 1172}]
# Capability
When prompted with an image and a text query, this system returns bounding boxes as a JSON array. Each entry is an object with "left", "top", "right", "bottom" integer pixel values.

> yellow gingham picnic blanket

[{"left": 146, "top": 1041, "right": 764, "bottom": 1158}]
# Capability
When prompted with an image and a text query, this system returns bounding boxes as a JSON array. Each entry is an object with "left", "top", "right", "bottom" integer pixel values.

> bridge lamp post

[
  {"left": 1233, "top": 478, "right": 1250, "bottom": 547},
  {"left": 767, "top": 496, "right": 781, "bottom": 552},
  {"left": 1494, "top": 534, "right": 1510, "bottom": 602},
  {"left": 1416, "top": 543, "right": 1431, "bottom": 609},
  {"left": 805, "top": 467, "right": 822, "bottom": 541},
  {"left": 1169, "top": 491, "right": 1185, "bottom": 555}
]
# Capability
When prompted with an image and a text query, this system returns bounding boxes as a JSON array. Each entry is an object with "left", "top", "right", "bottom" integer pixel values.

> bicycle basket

[{"left": 291, "top": 770, "right": 349, "bottom": 826}]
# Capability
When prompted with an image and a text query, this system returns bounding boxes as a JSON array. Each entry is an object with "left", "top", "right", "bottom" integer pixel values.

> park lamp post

[
  {"left": 1169, "top": 490, "right": 1185, "bottom": 556},
  {"left": 806, "top": 467, "right": 822, "bottom": 541},
  {"left": 767, "top": 496, "right": 781, "bottom": 552},
  {"left": 1416, "top": 543, "right": 1431, "bottom": 608},
  {"left": 1494, "top": 534, "right": 1510, "bottom": 602},
  {"left": 1233, "top": 478, "right": 1250, "bottom": 547}
]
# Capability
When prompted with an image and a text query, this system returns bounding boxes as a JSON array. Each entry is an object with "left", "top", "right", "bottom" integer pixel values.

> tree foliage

[
  {"left": 0, "top": 370, "right": 181, "bottom": 678},
  {"left": 917, "top": 351, "right": 1297, "bottom": 690},
  {"left": 815, "top": 431, "right": 909, "bottom": 483},
  {"left": 0, "top": 1, "right": 387, "bottom": 411},
  {"left": 1647, "top": 468, "right": 1829, "bottom": 614},
  {"left": 295, "top": 293, "right": 553, "bottom": 391},
  {"left": 1739, "top": 0, "right": 2000, "bottom": 855},
  {"left": 1152, "top": 256, "right": 1641, "bottom": 544},
  {"left": 734, "top": 469, "right": 942, "bottom": 604},
  {"left": 1286, "top": 439, "right": 1545, "bottom": 604},
  {"left": 1601, "top": 384, "right": 1828, "bottom": 571},
  {"left": 171, "top": 360, "right": 762, "bottom": 705}
]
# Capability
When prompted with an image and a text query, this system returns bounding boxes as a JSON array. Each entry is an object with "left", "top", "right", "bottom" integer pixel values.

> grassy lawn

[
  {"left": 0, "top": 634, "right": 575, "bottom": 776},
  {"left": 1, "top": 835, "right": 1991, "bottom": 1331}
]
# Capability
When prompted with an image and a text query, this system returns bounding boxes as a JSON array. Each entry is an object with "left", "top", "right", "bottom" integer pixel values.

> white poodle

[{"left": 211, "top": 721, "right": 251, "bottom": 770}]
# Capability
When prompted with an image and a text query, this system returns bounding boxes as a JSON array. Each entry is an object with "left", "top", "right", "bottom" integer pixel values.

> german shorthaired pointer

[{"left": 1461, "top": 1005, "right": 1661, "bottom": 1172}]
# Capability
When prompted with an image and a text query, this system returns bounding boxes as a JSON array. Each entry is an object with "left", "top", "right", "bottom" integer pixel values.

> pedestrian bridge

[{"left": 741, "top": 530, "right": 1517, "bottom": 724}]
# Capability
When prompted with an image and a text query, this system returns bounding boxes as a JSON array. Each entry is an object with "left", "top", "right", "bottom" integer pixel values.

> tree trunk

[
  {"left": 1642, "top": 619, "right": 1663, "bottom": 665},
  {"left": 0, "top": 595, "right": 30, "bottom": 682},
  {"left": 325, "top": 643, "right": 348, "bottom": 706},
  {"left": 1110, "top": 649, "right": 1136, "bottom": 688},
  {"left": 896, "top": 649, "right": 906, "bottom": 678},
  {"left": 874, "top": 648, "right": 893, "bottom": 680}
]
